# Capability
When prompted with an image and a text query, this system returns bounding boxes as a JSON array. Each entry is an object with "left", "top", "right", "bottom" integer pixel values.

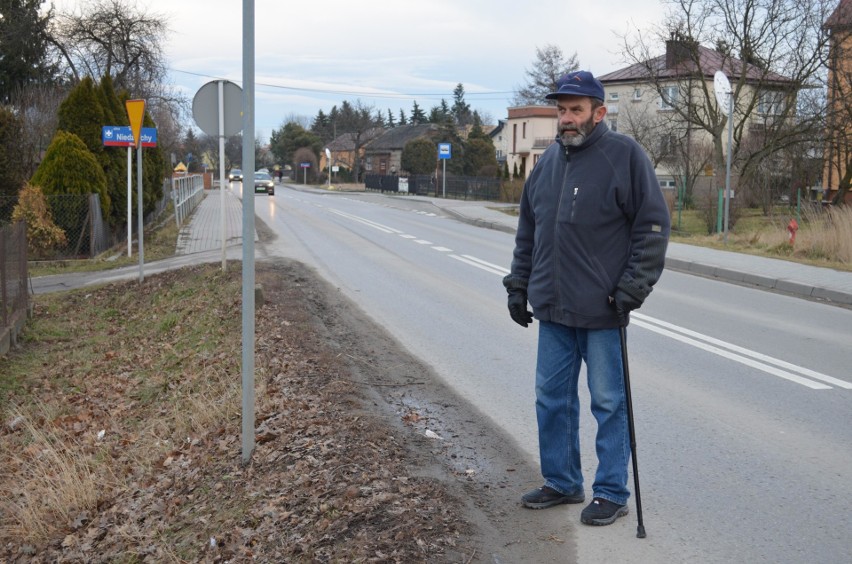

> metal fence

[
  {"left": 172, "top": 174, "right": 205, "bottom": 227},
  {"left": 0, "top": 180, "right": 172, "bottom": 260},
  {"left": 1, "top": 221, "right": 28, "bottom": 352},
  {"left": 364, "top": 173, "right": 502, "bottom": 201},
  {"left": 0, "top": 193, "right": 112, "bottom": 259}
]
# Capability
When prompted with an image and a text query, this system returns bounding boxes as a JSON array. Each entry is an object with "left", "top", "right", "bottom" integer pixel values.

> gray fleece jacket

[{"left": 504, "top": 121, "right": 670, "bottom": 329}]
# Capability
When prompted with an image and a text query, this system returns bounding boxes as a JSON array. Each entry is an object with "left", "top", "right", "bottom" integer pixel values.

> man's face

[{"left": 556, "top": 95, "right": 607, "bottom": 147}]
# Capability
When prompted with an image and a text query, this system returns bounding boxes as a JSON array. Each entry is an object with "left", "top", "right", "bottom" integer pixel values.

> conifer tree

[
  {"left": 31, "top": 130, "right": 110, "bottom": 227},
  {"left": 57, "top": 77, "right": 105, "bottom": 154},
  {"left": 98, "top": 74, "right": 129, "bottom": 226}
]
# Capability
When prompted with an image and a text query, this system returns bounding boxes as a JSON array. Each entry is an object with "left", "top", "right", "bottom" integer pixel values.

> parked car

[
  {"left": 228, "top": 168, "right": 243, "bottom": 181},
  {"left": 254, "top": 172, "right": 274, "bottom": 195}
]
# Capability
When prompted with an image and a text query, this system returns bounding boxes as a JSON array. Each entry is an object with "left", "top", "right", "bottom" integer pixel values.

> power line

[{"left": 171, "top": 68, "right": 514, "bottom": 100}]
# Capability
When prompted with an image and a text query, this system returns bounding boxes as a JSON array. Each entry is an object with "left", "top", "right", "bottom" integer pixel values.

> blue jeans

[{"left": 535, "top": 321, "right": 630, "bottom": 505}]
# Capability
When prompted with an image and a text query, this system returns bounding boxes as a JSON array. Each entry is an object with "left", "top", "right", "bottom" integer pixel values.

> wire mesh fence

[
  {"left": 0, "top": 180, "right": 172, "bottom": 260},
  {"left": 1, "top": 220, "right": 28, "bottom": 351}
]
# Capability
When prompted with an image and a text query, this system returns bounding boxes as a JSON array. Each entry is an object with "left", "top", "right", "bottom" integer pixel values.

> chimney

[{"left": 666, "top": 31, "right": 697, "bottom": 68}]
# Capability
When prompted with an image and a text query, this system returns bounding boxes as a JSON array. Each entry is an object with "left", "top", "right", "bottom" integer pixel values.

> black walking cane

[{"left": 620, "top": 325, "right": 647, "bottom": 538}]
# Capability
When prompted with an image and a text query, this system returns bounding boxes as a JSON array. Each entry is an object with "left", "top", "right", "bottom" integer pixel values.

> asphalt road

[{"left": 255, "top": 185, "right": 852, "bottom": 563}]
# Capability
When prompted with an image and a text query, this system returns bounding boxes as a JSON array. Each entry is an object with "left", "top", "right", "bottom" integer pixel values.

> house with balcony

[
  {"left": 598, "top": 34, "right": 797, "bottom": 205},
  {"left": 505, "top": 105, "right": 558, "bottom": 180}
]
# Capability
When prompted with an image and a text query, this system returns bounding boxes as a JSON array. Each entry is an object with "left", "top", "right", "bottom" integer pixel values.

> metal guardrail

[
  {"left": 1, "top": 220, "right": 28, "bottom": 352},
  {"left": 172, "top": 174, "right": 205, "bottom": 227}
]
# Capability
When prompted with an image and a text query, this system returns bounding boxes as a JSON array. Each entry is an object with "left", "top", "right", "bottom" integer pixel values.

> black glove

[
  {"left": 610, "top": 287, "right": 642, "bottom": 327},
  {"left": 507, "top": 288, "right": 534, "bottom": 328}
]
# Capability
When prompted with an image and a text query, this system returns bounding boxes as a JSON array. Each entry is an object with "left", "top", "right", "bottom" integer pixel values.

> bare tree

[
  {"left": 10, "top": 82, "right": 69, "bottom": 179},
  {"left": 618, "top": 102, "right": 676, "bottom": 167},
  {"left": 52, "top": 0, "right": 167, "bottom": 95},
  {"left": 50, "top": 0, "right": 185, "bottom": 153},
  {"left": 513, "top": 44, "right": 580, "bottom": 106},
  {"left": 619, "top": 0, "right": 833, "bottom": 202},
  {"left": 335, "top": 100, "right": 382, "bottom": 182}
]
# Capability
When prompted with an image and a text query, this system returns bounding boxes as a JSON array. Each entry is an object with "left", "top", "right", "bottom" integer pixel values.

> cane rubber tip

[{"left": 637, "top": 526, "right": 647, "bottom": 539}]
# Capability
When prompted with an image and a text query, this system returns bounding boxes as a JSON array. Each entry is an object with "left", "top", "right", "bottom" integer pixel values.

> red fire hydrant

[{"left": 787, "top": 218, "right": 799, "bottom": 245}]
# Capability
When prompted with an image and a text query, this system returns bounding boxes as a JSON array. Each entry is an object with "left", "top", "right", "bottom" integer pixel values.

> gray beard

[{"left": 560, "top": 131, "right": 587, "bottom": 147}]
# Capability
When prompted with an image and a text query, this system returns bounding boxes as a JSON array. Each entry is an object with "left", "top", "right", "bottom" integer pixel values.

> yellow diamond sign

[{"left": 125, "top": 99, "right": 146, "bottom": 147}]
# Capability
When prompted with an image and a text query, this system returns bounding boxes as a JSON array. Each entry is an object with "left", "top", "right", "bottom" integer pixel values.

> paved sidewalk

[{"left": 176, "top": 187, "right": 256, "bottom": 254}]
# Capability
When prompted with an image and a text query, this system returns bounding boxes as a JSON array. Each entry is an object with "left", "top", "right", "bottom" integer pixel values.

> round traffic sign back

[{"left": 192, "top": 80, "right": 244, "bottom": 136}]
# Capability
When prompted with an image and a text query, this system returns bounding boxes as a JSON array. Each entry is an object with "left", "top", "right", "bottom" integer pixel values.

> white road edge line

[
  {"left": 633, "top": 312, "right": 851, "bottom": 389},
  {"left": 460, "top": 255, "right": 511, "bottom": 275},
  {"left": 329, "top": 209, "right": 402, "bottom": 234},
  {"left": 450, "top": 255, "right": 508, "bottom": 276},
  {"left": 631, "top": 318, "right": 831, "bottom": 390}
]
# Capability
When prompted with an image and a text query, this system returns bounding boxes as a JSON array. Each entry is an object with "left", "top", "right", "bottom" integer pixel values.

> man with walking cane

[{"left": 502, "top": 70, "right": 670, "bottom": 530}]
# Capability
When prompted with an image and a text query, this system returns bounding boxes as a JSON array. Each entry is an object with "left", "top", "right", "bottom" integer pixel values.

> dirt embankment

[{"left": 2, "top": 259, "right": 575, "bottom": 563}]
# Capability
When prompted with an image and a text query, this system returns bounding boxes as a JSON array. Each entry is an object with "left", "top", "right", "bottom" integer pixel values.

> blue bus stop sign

[{"left": 438, "top": 143, "right": 451, "bottom": 159}]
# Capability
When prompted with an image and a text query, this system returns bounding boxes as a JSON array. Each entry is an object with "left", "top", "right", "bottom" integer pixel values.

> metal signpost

[
  {"left": 125, "top": 100, "right": 146, "bottom": 282},
  {"left": 192, "top": 79, "right": 244, "bottom": 271},
  {"left": 438, "top": 143, "right": 451, "bottom": 198},
  {"left": 714, "top": 71, "right": 734, "bottom": 244},
  {"left": 192, "top": 70, "right": 252, "bottom": 464},
  {"left": 102, "top": 126, "right": 157, "bottom": 257}
]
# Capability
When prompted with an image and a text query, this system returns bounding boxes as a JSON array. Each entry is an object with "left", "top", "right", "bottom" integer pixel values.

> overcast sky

[{"left": 57, "top": 0, "right": 669, "bottom": 141}]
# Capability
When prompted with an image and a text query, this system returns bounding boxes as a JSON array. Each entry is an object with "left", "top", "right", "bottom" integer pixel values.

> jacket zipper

[{"left": 570, "top": 187, "right": 579, "bottom": 222}]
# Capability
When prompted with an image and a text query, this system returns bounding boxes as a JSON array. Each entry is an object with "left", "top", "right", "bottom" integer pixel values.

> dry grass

[
  {"left": 0, "top": 264, "right": 244, "bottom": 547},
  {"left": 1, "top": 406, "right": 107, "bottom": 542},
  {"left": 1, "top": 263, "right": 471, "bottom": 562},
  {"left": 799, "top": 205, "right": 852, "bottom": 264},
  {"left": 670, "top": 205, "right": 852, "bottom": 271}
]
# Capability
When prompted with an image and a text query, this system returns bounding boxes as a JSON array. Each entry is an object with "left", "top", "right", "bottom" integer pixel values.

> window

[
  {"left": 609, "top": 118, "right": 618, "bottom": 132},
  {"left": 607, "top": 103, "right": 619, "bottom": 115},
  {"left": 609, "top": 92, "right": 619, "bottom": 101},
  {"left": 758, "top": 90, "right": 784, "bottom": 116},
  {"left": 659, "top": 86, "right": 678, "bottom": 110},
  {"left": 632, "top": 88, "right": 642, "bottom": 101},
  {"left": 660, "top": 133, "right": 678, "bottom": 155},
  {"left": 523, "top": 122, "right": 527, "bottom": 139}
]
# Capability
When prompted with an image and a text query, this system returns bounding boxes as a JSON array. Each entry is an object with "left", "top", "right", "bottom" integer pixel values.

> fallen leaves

[{"left": 0, "top": 261, "right": 473, "bottom": 563}]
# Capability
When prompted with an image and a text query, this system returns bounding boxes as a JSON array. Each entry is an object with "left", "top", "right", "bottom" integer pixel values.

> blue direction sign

[
  {"left": 438, "top": 143, "right": 451, "bottom": 159},
  {"left": 102, "top": 126, "right": 158, "bottom": 147}
]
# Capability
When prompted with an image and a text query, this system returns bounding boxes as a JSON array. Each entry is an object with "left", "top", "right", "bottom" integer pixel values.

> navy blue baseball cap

[{"left": 545, "top": 71, "right": 605, "bottom": 101}]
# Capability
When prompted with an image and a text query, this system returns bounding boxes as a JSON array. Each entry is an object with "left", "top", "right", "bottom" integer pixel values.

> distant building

[
  {"left": 823, "top": 0, "right": 852, "bottom": 204},
  {"left": 363, "top": 124, "right": 440, "bottom": 175},
  {"left": 598, "top": 34, "right": 795, "bottom": 201},
  {"left": 323, "top": 127, "right": 384, "bottom": 178},
  {"left": 505, "top": 105, "right": 558, "bottom": 180}
]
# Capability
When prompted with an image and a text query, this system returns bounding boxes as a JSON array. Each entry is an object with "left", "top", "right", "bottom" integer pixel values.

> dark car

[
  {"left": 228, "top": 168, "right": 243, "bottom": 181},
  {"left": 254, "top": 172, "right": 274, "bottom": 195}
]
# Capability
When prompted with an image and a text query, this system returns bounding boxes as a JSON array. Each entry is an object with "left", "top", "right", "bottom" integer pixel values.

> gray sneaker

[
  {"left": 521, "top": 486, "right": 585, "bottom": 509},
  {"left": 580, "top": 497, "right": 628, "bottom": 525}
]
